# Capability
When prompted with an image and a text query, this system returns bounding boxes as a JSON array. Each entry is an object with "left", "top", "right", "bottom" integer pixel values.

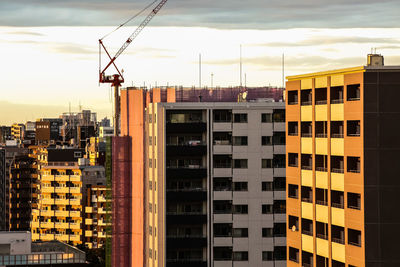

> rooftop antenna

[
  {"left": 211, "top": 73, "right": 214, "bottom": 88},
  {"left": 199, "top": 53, "right": 202, "bottom": 88},
  {"left": 240, "top": 45, "right": 243, "bottom": 88},
  {"left": 282, "top": 53, "right": 285, "bottom": 89},
  {"left": 245, "top": 73, "right": 247, "bottom": 89}
]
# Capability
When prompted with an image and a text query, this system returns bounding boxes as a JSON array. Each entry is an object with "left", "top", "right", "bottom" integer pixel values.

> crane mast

[{"left": 99, "top": 0, "right": 168, "bottom": 136}]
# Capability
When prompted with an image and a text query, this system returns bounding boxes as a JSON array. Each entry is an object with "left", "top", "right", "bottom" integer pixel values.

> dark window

[
  {"left": 347, "top": 84, "right": 360, "bottom": 101},
  {"left": 347, "top": 157, "right": 360, "bottom": 173},
  {"left": 214, "top": 155, "right": 232, "bottom": 168},
  {"left": 273, "top": 110, "right": 285, "bottom": 122},
  {"left": 262, "top": 228, "right": 273, "bottom": 237},
  {"left": 262, "top": 113, "right": 272, "bottom": 123},
  {"left": 301, "top": 122, "right": 312, "bottom": 137},
  {"left": 262, "top": 251, "right": 273, "bottom": 261},
  {"left": 315, "top": 87, "right": 327, "bottom": 105},
  {"left": 233, "top": 205, "right": 248, "bottom": 214},
  {"left": 288, "top": 153, "right": 298, "bottom": 167},
  {"left": 288, "top": 90, "right": 298, "bottom": 105},
  {"left": 316, "top": 188, "right": 328, "bottom": 206},
  {"left": 274, "top": 246, "right": 286, "bottom": 261},
  {"left": 331, "top": 121, "right": 344, "bottom": 138},
  {"left": 302, "top": 251, "right": 313, "bottom": 267},
  {"left": 233, "top": 251, "right": 248, "bottom": 261},
  {"left": 301, "top": 186, "right": 313, "bottom": 203},
  {"left": 274, "top": 177, "right": 285, "bottom": 191},
  {"left": 331, "top": 190, "right": 344, "bottom": 209},
  {"left": 288, "top": 122, "right": 298, "bottom": 136},
  {"left": 274, "top": 223, "right": 286, "bottom": 237},
  {"left": 213, "top": 132, "right": 232, "bottom": 145},
  {"left": 234, "top": 159, "right": 248, "bottom": 169},
  {"left": 301, "top": 89, "right": 312, "bottom": 106},
  {"left": 331, "top": 156, "right": 344, "bottom": 173},
  {"left": 331, "top": 86, "right": 344, "bottom": 104},
  {"left": 273, "top": 200, "right": 286, "bottom": 214},
  {"left": 273, "top": 155, "right": 286, "bottom": 168},
  {"left": 234, "top": 113, "right": 247, "bottom": 123},
  {"left": 233, "top": 136, "right": 248, "bottom": 146},
  {"left": 262, "top": 182, "right": 273, "bottom": 191},
  {"left": 332, "top": 260, "right": 345, "bottom": 267},
  {"left": 233, "top": 228, "right": 248, "bottom": 238},
  {"left": 332, "top": 225, "right": 345, "bottom": 244},
  {"left": 316, "top": 221, "right": 329, "bottom": 240},
  {"left": 347, "top": 120, "right": 360, "bottom": 136},
  {"left": 316, "top": 155, "right": 328, "bottom": 172},
  {"left": 262, "top": 204, "right": 273, "bottom": 214},
  {"left": 213, "top": 178, "right": 232, "bottom": 191},
  {"left": 288, "top": 215, "right": 299, "bottom": 231},
  {"left": 262, "top": 159, "right": 272, "bottom": 168},
  {"left": 262, "top": 136, "right": 272, "bottom": 146},
  {"left": 302, "top": 218, "right": 313, "bottom": 236},
  {"left": 316, "top": 121, "right": 327, "bottom": 138},
  {"left": 214, "top": 247, "right": 232, "bottom": 261},
  {"left": 149, "top": 136, "right": 152, "bottom": 145},
  {"left": 348, "top": 192, "right": 361, "bottom": 210},
  {"left": 288, "top": 184, "right": 298, "bottom": 199},
  {"left": 233, "top": 182, "right": 248, "bottom": 191},
  {"left": 214, "top": 223, "right": 232, "bottom": 237},
  {"left": 214, "top": 110, "right": 232, "bottom": 122},
  {"left": 348, "top": 229, "right": 362, "bottom": 247},
  {"left": 214, "top": 200, "right": 232, "bottom": 214},
  {"left": 273, "top": 132, "right": 286, "bottom": 145},
  {"left": 289, "top": 247, "right": 299, "bottom": 263},
  {"left": 301, "top": 154, "right": 312, "bottom": 170},
  {"left": 317, "top": 255, "right": 329, "bottom": 267}
]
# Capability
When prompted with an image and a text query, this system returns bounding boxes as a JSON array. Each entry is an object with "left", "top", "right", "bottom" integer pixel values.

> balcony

[
  {"left": 41, "top": 187, "right": 54, "bottom": 193},
  {"left": 55, "top": 210, "right": 68, "bottom": 217},
  {"left": 41, "top": 198, "right": 54, "bottom": 205},
  {"left": 85, "top": 219, "right": 93, "bottom": 225},
  {"left": 55, "top": 234, "right": 69, "bottom": 242},
  {"left": 41, "top": 175, "right": 54, "bottom": 181},
  {"left": 85, "top": 207, "right": 93, "bottom": 213},
  {"left": 85, "top": 230, "right": 93, "bottom": 237},
  {"left": 70, "top": 222, "right": 81, "bottom": 229},
  {"left": 70, "top": 175, "right": 81, "bottom": 181},
  {"left": 69, "top": 199, "right": 81, "bottom": 205},
  {"left": 40, "top": 210, "right": 54, "bottom": 217},
  {"left": 166, "top": 260, "right": 207, "bottom": 267},
  {"left": 167, "top": 144, "right": 207, "bottom": 157},
  {"left": 167, "top": 168, "right": 207, "bottom": 179},
  {"left": 40, "top": 221, "right": 54, "bottom": 228},
  {"left": 40, "top": 233, "right": 55, "bottom": 241},
  {"left": 55, "top": 222, "right": 69, "bottom": 228},
  {"left": 167, "top": 236, "right": 207, "bottom": 249},
  {"left": 70, "top": 210, "right": 81, "bottom": 217},
  {"left": 97, "top": 196, "right": 107, "bottom": 202},
  {"left": 54, "top": 175, "right": 69, "bottom": 182},
  {"left": 167, "top": 122, "right": 207, "bottom": 134},
  {"left": 166, "top": 214, "right": 207, "bottom": 225},
  {"left": 31, "top": 221, "right": 39, "bottom": 228},
  {"left": 70, "top": 187, "right": 81, "bottom": 194},
  {"left": 55, "top": 187, "right": 69, "bottom": 194},
  {"left": 70, "top": 234, "right": 81, "bottom": 242},
  {"left": 55, "top": 199, "right": 69, "bottom": 205},
  {"left": 98, "top": 207, "right": 106, "bottom": 214},
  {"left": 167, "top": 190, "right": 207, "bottom": 201}
]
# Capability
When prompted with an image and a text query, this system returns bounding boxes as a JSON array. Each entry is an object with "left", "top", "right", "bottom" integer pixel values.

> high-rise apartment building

[
  {"left": 285, "top": 54, "right": 400, "bottom": 267},
  {"left": 112, "top": 86, "right": 285, "bottom": 267},
  {"left": 84, "top": 185, "right": 111, "bottom": 249},
  {"left": 11, "top": 123, "right": 25, "bottom": 142},
  {"left": 31, "top": 147, "right": 85, "bottom": 246}
]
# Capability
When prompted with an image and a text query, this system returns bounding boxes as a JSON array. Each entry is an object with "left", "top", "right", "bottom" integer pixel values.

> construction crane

[{"left": 99, "top": 0, "right": 168, "bottom": 136}]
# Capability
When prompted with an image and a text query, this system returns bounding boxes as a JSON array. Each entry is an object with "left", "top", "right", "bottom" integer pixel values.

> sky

[{"left": 1, "top": 0, "right": 400, "bottom": 125}]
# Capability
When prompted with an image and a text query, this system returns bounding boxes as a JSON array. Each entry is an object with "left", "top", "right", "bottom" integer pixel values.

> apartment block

[
  {"left": 285, "top": 54, "right": 400, "bottom": 267},
  {"left": 11, "top": 123, "right": 25, "bottom": 142},
  {"left": 31, "top": 147, "right": 85, "bottom": 246},
  {"left": 114, "top": 86, "right": 284, "bottom": 267},
  {"left": 84, "top": 185, "right": 111, "bottom": 249}
]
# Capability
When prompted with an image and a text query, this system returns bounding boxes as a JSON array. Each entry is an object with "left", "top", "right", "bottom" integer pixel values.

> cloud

[
  {"left": 0, "top": 0, "right": 399, "bottom": 29},
  {"left": 7, "top": 31, "right": 44, "bottom": 36},
  {"left": 252, "top": 36, "right": 400, "bottom": 47}
]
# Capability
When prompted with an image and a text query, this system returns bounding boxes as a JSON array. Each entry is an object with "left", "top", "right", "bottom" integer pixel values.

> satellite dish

[{"left": 291, "top": 225, "right": 297, "bottom": 232}]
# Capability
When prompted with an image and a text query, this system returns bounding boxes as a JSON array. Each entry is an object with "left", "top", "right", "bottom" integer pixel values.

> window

[
  {"left": 288, "top": 90, "right": 298, "bottom": 105},
  {"left": 213, "top": 178, "right": 232, "bottom": 191},
  {"left": 233, "top": 205, "right": 248, "bottom": 214},
  {"left": 273, "top": 177, "right": 285, "bottom": 191},
  {"left": 316, "top": 155, "right": 328, "bottom": 172},
  {"left": 316, "top": 221, "right": 329, "bottom": 240},
  {"left": 149, "top": 158, "right": 152, "bottom": 168},
  {"left": 288, "top": 216, "right": 299, "bottom": 231},
  {"left": 214, "top": 155, "right": 232, "bottom": 168},
  {"left": 301, "top": 89, "right": 312, "bottom": 105},
  {"left": 149, "top": 181, "right": 153, "bottom": 190},
  {"left": 233, "top": 251, "right": 248, "bottom": 261},
  {"left": 233, "top": 136, "right": 248, "bottom": 146},
  {"left": 273, "top": 200, "right": 286, "bottom": 214},
  {"left": 149, "top": 248, "right": 152, "bottom": 259},
  {"left": 289, "top": 247, "right": 299, "bottom": 263},
  {"left": 261, "top": 113, "right": 272, "bottom": 123},
  {"left": 301, "top": 122, "right": 312, "bottom": 137},
  {"left": 331, "top": 86, "right": 344, "bottom": 104},
  {"left": 316, "top": 188, "right": 328, "bottom": 206},
  {"left": 273, "top": 155, "right": 285, "bottom": 168},
  {"left": 148, "top": 114, "right": 152, "bottom": 123},
  {"left": 348, "top": 229, "right": 361, "bottom": 247},
  {"left": 301, "top": 154, "right": 312, "bottom": 170},
  {"left": 214, "top": 201, "right": 232, "bottom": 214},
  {"left": 214, "top": 247, "right": 232, "bottom": 261},
  {"left": 331, "top": 121, "right": 344, "bottom": 138},
  {"left": 288, "top": 153, "right": 298, "bottom": 167},
  {"left": 273, "top": 110, "right": 285, "bottom": 122},
  {"left": 347, "top": 120, "right": 360, "bottom": 136},
  {"left": 233, "top": 228, "right": 248, "bottom": 237},
  {"left": 315, "top": 87, "right": 327, "bottom": 105},
  {"left": 234, "top": 159, "right": 247, "bottom": 169},
  {"left": 262, "top": 181, "right": 273, "bottom": 191},
  {"left": 262, "top": 136, "right": 272, "bottom": 146},
  {"left": 214, "top": 132, "right": 232, "bottom": 145},
  {"left": 214, "top": 110, "right": 232, "bottom": 122},
  {"left": 262, "top": 228, "right": 273, "bottom": 237},
  {"left": 288, "top": 122, "right": 298, "bottom": 136},
  {"left": 274, "top": 246, "right": 286, "bottom": 261},
  {"left": 332, "top": 225, "right": 345, "bottom": 244},
  {"left": 302, "top": 218, "right": 313, "bottom": 236},
  {"left": 274, "top": 223, "right": 286, "bottom": 237},
  {"left": 331, "top": 156, "right": 344, "bottom": 173},
  {"left": 288, "top": 184, "right": 298, "bottom": 199},
  {"left": 233, "top": 182, "right": 248, "bottom": 191},
  {"left": 234, "top": 113, "right": 247, "bottom": 123},
  {"left": 149, "top": 203, "right": 152, "bottom": 213},
  {"left": 348, "top": 192, "right": 361, "bottom": 210},
  {"left": 301, "top": 186, "right": 313, "bottom": 203},
  {"left": 262, "top": 159, "right": 272, "bottom": 168},
  {"left": 331, "top": 190, "right": 344, "bottom": 209},
  {"left": 347, "top": 157, "right": 360, "bottom": 173},
  {"left": 273, "top": 132, "right": 285, "bottom": 145},
  {"left": 262, "top": 251, "right": 273, "bottom": 261},
  {"left": 316, "top": 121, "right": 327, "bottom": 138},
  {"left": 262, "top": 204, "right": 273, "bottom": 214},
  {"left": 347, "top": 84, "right": 360, "bottom": 101},
  {"left": 214, "top": 223, "right": 232, "bottom": 237},
  {"left": 149, "top": 136, "right": 152, "bottom": 145},
  {"left": 149, "top": 226, "right": 153, "bottom": 235}
]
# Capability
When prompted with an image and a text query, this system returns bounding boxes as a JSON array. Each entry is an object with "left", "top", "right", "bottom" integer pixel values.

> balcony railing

[
  {"left": 316, "top": 200, "right": 328, "bottom": 206},
  {"left": 331, "top": 99, "right": 344, "bottom": 104},
  {"left": 331, "top": 133, "right": 344, "bottom": 138},
  {"left": 315, "top": 100, "right": 327, "bottom": 105},
  {"left": 301, "top": 166, "right": 312, "bottom": 170},
  {"left": 348, "top": 169, "right": 360, "bottom": 173},
  {"left": 316, "top": 233, "right": 328, "bottom": 240},
  {"left": 348, "top": 97, "right": 360, "bottom": 101},
  {"left": 301, "top": 133, "right": 312, "bottom": 138},
  {"left": 288, "top": 132, "right": 298, "bottom": 136},
  {"left": 332, "top": 237, "right": 345, "bottom": 244},
  {"left": 302, "top": 229, "right": 313, "bottom": 236},
  {"left": 332, "top": 202, "right": 344, "bottom": 209},
  {"left": 301, "top": 101, "right": 312, "bottom": 106},
  {"left": 348, "top": 133, "right": 360, "bottom": 137},
  {"left": 331, "top": 168, "right": 344, "bottom": 174},
  {"left": 348, "top": 205, "right": 361, "bottom": 210},
  {"left": 316, "top": 167, "right": 327, "bottom": 172},
  {"left": 301, "top": 198, "right": 313, "bottom": 203},
  {"left": 289, "top": 257, "right": 299, "bottom": 263},
  {"left": 315, "top": 133, "right": 327, "bottom": 138},
  {"left": 348, "top": 241, "right": 362, "bottom": 247}
]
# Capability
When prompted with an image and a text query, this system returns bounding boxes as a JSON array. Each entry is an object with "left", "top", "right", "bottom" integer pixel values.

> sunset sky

[{"left": 1, "top": 0, "right": 400, "bottom": 124}]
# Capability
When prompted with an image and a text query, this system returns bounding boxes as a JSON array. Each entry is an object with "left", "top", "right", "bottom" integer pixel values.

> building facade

[{"left": 285, "top": 55, "right": 400, "bottom": 267}]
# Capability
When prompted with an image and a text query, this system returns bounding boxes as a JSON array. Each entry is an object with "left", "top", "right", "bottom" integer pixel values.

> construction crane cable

[{"left": 100, "top": 0, "right": 158, "bottom": 40}]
